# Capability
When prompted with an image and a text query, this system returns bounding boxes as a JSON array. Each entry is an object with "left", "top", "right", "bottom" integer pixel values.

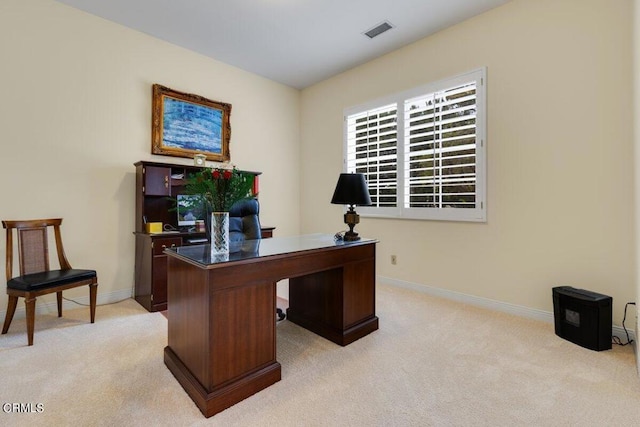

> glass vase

[{"left": 210, "top": 212, "right": 230, "bottom": 255}]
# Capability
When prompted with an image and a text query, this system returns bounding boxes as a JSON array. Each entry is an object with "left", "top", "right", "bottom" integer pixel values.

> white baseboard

[
  {"left": 0, "top": 288, "right": 134, "bottom": 322},
  {"left": 378, "top": 276, "right": 636, "bottom": 343}
]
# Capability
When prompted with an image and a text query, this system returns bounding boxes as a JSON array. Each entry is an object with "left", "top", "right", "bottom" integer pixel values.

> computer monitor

[{"left": 176, "top": 194, "right": 206, "bottom": 227}]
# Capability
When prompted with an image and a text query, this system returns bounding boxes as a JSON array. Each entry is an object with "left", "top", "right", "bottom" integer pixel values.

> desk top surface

[{"left": 165, "top": 233, "right": 376, "bottom": 267}]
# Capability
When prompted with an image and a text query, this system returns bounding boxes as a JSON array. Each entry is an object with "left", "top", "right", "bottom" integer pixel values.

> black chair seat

[{"left": 8, "top": 269, "right": 97, "bottom": 291}]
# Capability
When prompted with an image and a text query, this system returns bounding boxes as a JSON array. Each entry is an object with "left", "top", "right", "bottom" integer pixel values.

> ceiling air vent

[{"left": 364, "top": 21, "right": 394, "bottom": 39}]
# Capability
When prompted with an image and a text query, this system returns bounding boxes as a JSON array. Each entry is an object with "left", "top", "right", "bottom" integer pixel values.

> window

[{"left": 344, "top": 68, "right": 486, "bottom": 222}]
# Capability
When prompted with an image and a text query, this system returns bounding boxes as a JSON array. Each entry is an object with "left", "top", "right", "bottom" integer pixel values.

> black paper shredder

[{"left": 552, "top": 286, "right": 612, "bottom": 351}]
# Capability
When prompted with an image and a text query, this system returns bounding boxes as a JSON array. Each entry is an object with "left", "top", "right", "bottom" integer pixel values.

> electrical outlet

[{"left": 391, "top": 255, "right": 397, "bottom": 265}]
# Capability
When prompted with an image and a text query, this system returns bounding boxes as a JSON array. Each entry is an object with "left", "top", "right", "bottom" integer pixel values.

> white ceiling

[{"left": 55, "top": 0, "right": 512, "bottom": 89}]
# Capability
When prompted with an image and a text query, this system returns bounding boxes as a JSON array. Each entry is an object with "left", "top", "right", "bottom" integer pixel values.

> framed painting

[{"left": 151, "top": 84, "right": 231, "bottom": 162}]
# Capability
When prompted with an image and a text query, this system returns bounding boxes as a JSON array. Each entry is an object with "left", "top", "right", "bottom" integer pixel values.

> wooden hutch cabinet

[{"left": 133, "top": 160, "right": 269, "bottom": 312}]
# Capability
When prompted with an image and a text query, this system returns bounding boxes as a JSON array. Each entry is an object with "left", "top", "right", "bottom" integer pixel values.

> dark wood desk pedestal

[{"left": 163, "top": 235, "right": 378, "bottom": 418}]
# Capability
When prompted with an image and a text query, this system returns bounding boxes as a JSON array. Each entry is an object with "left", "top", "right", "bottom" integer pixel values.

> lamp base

[
  {"left": 343, "top": 208, "right": 361, "bottom": 241},
  {"left": 343, "top": 231, "right": 360, "bottom": 241}
]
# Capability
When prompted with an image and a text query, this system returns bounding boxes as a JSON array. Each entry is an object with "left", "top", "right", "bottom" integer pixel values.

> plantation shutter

[
  {"left": 403, "top": 81, "right": 477, "bottom": 209},
  {"left": 343, "top": 68, "right": 485, "bottom": 222},
  {"left": 346, "top": 103, "right": 398, "bottom": 207}
]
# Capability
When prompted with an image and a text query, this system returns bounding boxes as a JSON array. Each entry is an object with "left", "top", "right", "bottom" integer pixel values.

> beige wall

[
  {"left": 634, "top": 0, "right": 640, "bottom": 367},
  {"left": 0, "top": 0, "right": 300, "bottom": 312},
  {"left": 301, "top": 0, "right": 636, "bottom": 326}
]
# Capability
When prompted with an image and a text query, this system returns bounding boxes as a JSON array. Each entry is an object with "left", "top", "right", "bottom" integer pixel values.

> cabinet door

[
  {"left": 144, "top": 166, "right": 171, "bottom": 196},
  {"left": 152, "top": 255, "right": 168, "bottom": 307},
  {"left": 151, "top": 237, "right": 182, "bottom": 309}
]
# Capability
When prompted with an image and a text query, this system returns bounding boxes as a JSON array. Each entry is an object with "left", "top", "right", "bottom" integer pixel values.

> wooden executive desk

[{"left": 163, "top": 234, "right": 378, "bottom": 418}]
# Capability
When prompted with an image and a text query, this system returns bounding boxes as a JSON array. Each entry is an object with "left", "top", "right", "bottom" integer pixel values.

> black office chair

[{"left": 228, "top": 198, "right": 261, "bottom": 243}]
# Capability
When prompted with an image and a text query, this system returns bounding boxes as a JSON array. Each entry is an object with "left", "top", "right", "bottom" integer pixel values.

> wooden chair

[{"left": 2, "top": 218, "right": 98, "bottom": 346}]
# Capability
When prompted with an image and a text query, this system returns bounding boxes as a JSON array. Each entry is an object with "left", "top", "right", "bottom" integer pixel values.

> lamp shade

[{"left": 331, "top": 173, "right": 372, "bottom": 206}]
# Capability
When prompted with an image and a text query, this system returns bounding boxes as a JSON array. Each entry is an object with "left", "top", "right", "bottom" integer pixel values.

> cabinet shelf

[{"left": 134, "top": 160, "right": 261, "bottom": 233}]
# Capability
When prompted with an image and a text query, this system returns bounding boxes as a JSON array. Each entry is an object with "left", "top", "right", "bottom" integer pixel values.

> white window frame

[{"left": 343, "top": 67, "right": 486, "bottom": 222}]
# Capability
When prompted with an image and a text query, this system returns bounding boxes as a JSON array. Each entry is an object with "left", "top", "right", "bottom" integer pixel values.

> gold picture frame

[{"left": 151, "top": 84, "right": 231, "bottom": 162}]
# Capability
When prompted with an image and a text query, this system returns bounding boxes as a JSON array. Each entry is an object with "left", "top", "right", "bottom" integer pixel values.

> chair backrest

[
  {"left": 2, "top": 218, "right": 71, "bottom": 281},
  {"left": 228, "top": 198, "right": 261, "bottom": 242}
]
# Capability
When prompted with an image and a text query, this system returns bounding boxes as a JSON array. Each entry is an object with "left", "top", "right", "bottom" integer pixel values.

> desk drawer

[{"left": 153, "top": 237, "right": 182, "bottom": 255}]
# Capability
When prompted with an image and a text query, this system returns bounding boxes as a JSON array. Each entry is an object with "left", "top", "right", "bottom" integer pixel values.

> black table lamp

[{"left": 331, "top": 173, "right": 372, "bottom": 241}]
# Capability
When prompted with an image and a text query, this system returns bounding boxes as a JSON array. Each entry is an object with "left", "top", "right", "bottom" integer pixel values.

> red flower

[{"left": 184, "top": 166, "right": 253, "bottom": 212}]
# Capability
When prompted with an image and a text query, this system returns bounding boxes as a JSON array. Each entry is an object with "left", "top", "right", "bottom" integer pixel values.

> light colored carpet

[{"left": 0, "top": 284, "right": 638, "bottom": 426}]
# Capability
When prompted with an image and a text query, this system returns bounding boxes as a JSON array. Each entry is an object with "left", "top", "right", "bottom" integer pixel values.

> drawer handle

[
  {"left": 161, "top": 244, "right": 177, "bottom": 249},
  {"left": 164, "top": 175, "right": 169, "bottom": 188}
]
